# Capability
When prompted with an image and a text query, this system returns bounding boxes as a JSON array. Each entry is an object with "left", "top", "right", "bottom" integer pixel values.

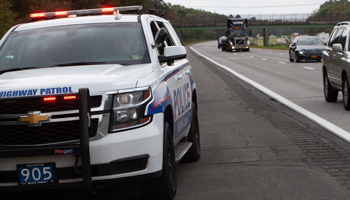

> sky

[{"left": 163, "top": 0, "right": 328, "bottom": 16}]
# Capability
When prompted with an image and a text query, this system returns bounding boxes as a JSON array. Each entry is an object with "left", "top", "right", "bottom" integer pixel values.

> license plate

[
  {"left": 311, "top": 55, "right": 317, "bottom": 58},
  {"left": 17, "top": 163, "right": 56, "bottom": 185}
]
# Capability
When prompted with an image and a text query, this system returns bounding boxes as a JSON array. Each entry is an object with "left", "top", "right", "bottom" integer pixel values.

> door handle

[{"left": 176, "top": 74, "right": 183, "bottom": 80}]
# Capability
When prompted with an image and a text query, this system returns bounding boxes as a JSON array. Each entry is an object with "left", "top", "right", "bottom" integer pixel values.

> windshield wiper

[{"left": 52, "top": 61, "right": 108, "bottom": 67}]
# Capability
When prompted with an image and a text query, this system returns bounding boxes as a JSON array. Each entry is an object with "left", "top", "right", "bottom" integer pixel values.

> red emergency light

[
  {"left": 102, "top": 8, "right": 114, "bottom": 13},
  {"left": 43, "top": 97, "right": 56, "bottom": 101},
  {"left": 64, "top": 95, "right": 77, "bottom": 100},
  {"left": 30, "top": 13, "right": 45, "bottom": 18},
  {"left": 55, "top": 11, "right": 68, "bottom": 16}
]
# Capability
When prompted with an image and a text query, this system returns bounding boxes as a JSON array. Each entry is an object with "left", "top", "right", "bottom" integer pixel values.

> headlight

[
  {"left": 298, "top": 51, "right": 305, "bottom": 55},
  {"left": 110, "top": 87, "right": 152, "bottom": 132}
]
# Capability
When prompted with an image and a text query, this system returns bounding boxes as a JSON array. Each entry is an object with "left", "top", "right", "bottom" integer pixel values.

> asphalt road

[
  {"left": 191, "top": 41, "right": 350, "bottom": 137},
  {"left": 4, "top": 42, "right": 350, "bottom": 199}
]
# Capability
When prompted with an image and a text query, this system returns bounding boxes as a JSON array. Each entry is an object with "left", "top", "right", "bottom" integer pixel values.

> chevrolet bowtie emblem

[{"left": 19, "top": 111, "right": 52, "bottom": 127}]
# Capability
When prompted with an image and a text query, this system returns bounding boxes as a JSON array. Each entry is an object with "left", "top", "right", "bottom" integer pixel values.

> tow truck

[{"left": 0, "top": 6, "right": 201, "bottom": 199}]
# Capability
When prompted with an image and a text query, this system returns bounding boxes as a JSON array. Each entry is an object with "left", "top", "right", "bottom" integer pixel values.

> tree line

[{"left": 0, "top": 0, "right": 227, "bottom": 43}]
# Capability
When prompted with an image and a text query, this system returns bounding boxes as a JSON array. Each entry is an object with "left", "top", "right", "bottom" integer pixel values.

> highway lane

[
  {"left": 3, "top": 42, "right": 350, "bottom": 199},
  {"left": 191, "top": 41, "right": 350, "bottom": 137}
]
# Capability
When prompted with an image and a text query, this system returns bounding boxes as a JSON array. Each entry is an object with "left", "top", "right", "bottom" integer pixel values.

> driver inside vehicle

[{"left": 113, "top": 35, "right": 143, "bottom": 60}]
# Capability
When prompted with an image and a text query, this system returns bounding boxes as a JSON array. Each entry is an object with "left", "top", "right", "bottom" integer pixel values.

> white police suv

[{"left": 0, "top": 6, "right": 200, "bottom": 199}]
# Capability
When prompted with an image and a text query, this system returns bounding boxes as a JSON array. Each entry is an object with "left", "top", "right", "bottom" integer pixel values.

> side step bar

[{"left": 174, "top": 142, "right": 192, "bottom": 164}]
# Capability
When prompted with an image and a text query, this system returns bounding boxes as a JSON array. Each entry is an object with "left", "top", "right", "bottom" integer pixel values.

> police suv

[{"left": 0, "top": 6, "right": 200, "bottom": 199}]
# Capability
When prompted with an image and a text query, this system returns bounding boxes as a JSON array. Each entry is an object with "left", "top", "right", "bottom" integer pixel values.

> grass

[{"left": 249, "top": 37, "right": 289, "bottom": 50}]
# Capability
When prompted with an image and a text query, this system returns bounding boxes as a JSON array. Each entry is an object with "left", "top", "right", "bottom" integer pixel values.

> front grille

[
  {"left": 235, "top": 39, "right": 245, "bottom": 45},
  {"left": 306, "top": 50, "right": 322, "bottom": 54},
  {"left": 0, "top": 95, "right": 102, "bottom": 114},
  {"left": 0, "top": 119, "right": 98, "bottom": 145}
]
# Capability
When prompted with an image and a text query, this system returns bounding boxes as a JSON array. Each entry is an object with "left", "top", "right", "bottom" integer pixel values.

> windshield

[
  {"left": 296, "top": 38, "right": 323, "bottom": 46},
  {"left": 0, "top": 23, "right": 150, "bottom": 71},
  {"left": 229, "top": 29, "right": 247, "bottom": 37}
]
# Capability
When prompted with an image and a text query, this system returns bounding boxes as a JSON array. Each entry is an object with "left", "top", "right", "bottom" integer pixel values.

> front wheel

[
  {"left": 343, "top": 76, "right": 350, "bottom": 110},
  {"left": 324, "top": 71, "right": 338, "bottom": 102},
  {"left": 140, "top": 121, "right": 177, "bottom": 200}
]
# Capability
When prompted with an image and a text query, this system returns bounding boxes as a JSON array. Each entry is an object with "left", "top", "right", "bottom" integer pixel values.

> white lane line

[
  {"left": 303, "top": 67, "right": 315, "bottom": 70},
  {"left": 250, "top": 56, "right": 254, "bottom": 58},
  {"left": 279, "top": 53, "right": 284, "bottom": 55},
  {"left": 190, "top": 46, "right": 350, "bottom": 143},
  {"left": 262, "top": 58, "right": 267, "bottom": 60},
  {"left": 279, "top": 62, "right": 286, "bottom": 64}
]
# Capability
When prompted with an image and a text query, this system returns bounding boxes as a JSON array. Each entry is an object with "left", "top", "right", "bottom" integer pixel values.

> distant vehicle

[
  {"left": 323, "top": 22, "right": 350, "bottom": 110},
  {"left": 316, "top": 32, "right": 330, "bottom": 45},
  {"left": 289, "top": 36, "right": 325, "bottom": 62},
  {"left": 218, "top": 36, "right": 227, "bottom": 50},
  {"left": 222, "top": 18, "right": 250, "bottom": 52}
]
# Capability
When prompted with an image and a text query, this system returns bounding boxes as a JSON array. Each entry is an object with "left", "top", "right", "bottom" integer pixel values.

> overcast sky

[{"left": 164, "top": 0, "right": 328, "bottom": 16}]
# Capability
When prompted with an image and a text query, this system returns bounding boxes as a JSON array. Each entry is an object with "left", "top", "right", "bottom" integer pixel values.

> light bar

[
  {"left": 149, "top": 9, "right": 165, "bottom": 16},
  {"left": 30, "top": 5, "right": 142, "bottom": 19}
]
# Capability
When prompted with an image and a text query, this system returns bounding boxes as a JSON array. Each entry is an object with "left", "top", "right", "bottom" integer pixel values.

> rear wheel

[
  {"left": 324, "top": 71, "right": 338, "bottom": 102},
  {"left": 342, "top": 76, "right": 350, "bottom": 110},
  {"left": 183, "top": 102, "right": 201, "bottom": 162},
  {"left": 140, "top": 121, "right": 176, "bottom": 200}
]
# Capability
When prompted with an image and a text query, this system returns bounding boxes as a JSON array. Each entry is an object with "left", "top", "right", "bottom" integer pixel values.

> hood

[
  {"left": 297, "top": 45, "right": 326, "bottom": 51},
  {"left": 0, "top": 64, "right": 153, "bottom": 98}
]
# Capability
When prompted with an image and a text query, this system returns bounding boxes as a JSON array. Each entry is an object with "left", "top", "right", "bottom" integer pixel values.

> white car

[{"left": 0, "top": 6, "right": 200, "bottom": 199}]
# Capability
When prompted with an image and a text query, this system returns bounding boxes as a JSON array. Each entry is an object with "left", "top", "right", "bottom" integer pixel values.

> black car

[
  {"left": 218, "top": 36, "right": 227, "bottom": 50},
  {"left": 289, "top": 36, "right": 326, "bottom": 62}
]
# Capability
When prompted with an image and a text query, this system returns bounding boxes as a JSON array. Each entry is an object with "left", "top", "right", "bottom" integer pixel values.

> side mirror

[
  {"left": 248, "top": 30, "right": 252, "bottom": 36},
  {"left": 290, "top": 42, "right": 296, "bottom": 47},
  {"left": 154, "top": 28, "right": 168, "bottom": 48},
  {"left": 332, "top": 43, "right": 342, "bottom": 52},
  {"left": 158, "top": 46, "right": 187, "bottom": 66}
]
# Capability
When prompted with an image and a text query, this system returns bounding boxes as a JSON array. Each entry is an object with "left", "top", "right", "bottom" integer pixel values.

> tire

[
  {"left": 295, "top": 53, "right": 300, "bottom": 62},
  {"left": 324, "top": 71, "right": 338, "bottom": 102},
  {"left": 183, "top": 102, "right": 201, "bottom": 162},
  {"left": 221, "top": 45, "right": 225, "bottom": 51},
  {"left": 343, "top": 76, "right": 350, "bottom": 110},
  {"left": 289, "top": 51, "right": 294, "bottom": 62},
  {"left": 140, "top": 121, "right": 177, "bottom": 200}
]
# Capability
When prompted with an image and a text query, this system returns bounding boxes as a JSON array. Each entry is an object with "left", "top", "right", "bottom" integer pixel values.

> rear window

[{"left": 0, "top": 23, "right": 150, "bottom": 71}]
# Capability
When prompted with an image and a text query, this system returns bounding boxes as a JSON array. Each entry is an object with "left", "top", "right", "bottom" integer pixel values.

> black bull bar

[{"left": 0, "top": 88, "right": 94, "bottom": 196}]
